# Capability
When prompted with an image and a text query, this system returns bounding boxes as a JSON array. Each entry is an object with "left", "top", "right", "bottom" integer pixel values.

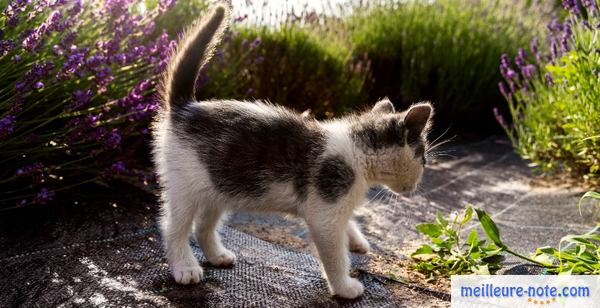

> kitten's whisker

[
  {"left": 428, "top": 126, "right": 451, "bottom": 149},
  {"left": 426, "top": 135, "right": 456, "bottom": 154}
]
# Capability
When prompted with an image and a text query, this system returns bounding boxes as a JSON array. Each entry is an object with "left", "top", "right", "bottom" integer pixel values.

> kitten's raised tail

[{"left": 163, "top": 4, "right": 230, "bottom": 109}]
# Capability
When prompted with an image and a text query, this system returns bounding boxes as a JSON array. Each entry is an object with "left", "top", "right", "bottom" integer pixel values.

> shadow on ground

[{"left": 1, "top": 137, "right": 595, "bottom": 307}]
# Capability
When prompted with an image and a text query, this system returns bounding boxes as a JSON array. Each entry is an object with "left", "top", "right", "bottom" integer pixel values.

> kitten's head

[{"left": 353, "top": 98, "right": 433, "bottom": 193}]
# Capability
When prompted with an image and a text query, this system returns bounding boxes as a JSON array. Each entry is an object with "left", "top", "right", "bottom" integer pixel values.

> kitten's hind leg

[
  {"left": 347, "top": 220, "right": 370, "bottom": 254},
  {"left": 160, "top": 191, "right": 203, "bottom": 285},
  {"left": 306, "top": 208, "right": 364, "bottom": 299},
  {"left": 194, "top": 205, "right": 236, "bottom": 267}
]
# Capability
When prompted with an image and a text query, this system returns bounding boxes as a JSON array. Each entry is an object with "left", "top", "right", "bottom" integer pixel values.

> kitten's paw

[
  {"left": 207, "top": 249, "right": 236, "bottom": 267},
  {"left": 349, "top": 238, "right": 371, "bottom": 254},
  {"left": 332, "top": 277, "right": 364, "bottom": 299},
  {"left": 171, "top": 264, "right": 203, "bottom": 285}
]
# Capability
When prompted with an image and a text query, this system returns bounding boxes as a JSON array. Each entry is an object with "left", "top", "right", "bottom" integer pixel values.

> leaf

[
  {"left": 481, "top": 254, "right": 505, "bottom": 264},
  {"left": 416, "top": 223, "right": 442, "bottom": 238},
  {"left": 532, "top": 253, "right": 554, "bottom": 266},
  {"left": 474, "top": 208, "right": 505, "bottom": 248},
  {"left": 578, "top": 191, "right": 600, "bottom": 215},
  {"left": 388, "top": 272, "right": 409, "bottom": 284},
  {"left": 411, "top": 245, "right": 438, "bottom": 260},
  {"left": 436, "top": 211, "right": 448, "bottom": 228},
  {"left": 471, "top": 264, "right": 490, "bottom": 275},
  {"left": 461, "top": 206, "right": 474, "bottom": 226},
  {"left": 467, "top": 229, "right": 478, "bottom": 246}
]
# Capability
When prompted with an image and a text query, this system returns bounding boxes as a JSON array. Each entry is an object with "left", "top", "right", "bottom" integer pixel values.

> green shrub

[
  {"left": 499, "top": 2, "right": 599, "bottom": 184},
  {"left": 197, "top": 25, "right": 367, "bottom": 117},
  {"left": 347, "top": 0, "right": 551, "bottom": 130}
]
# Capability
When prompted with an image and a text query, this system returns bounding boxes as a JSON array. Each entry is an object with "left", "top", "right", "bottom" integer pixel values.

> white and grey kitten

[{"left": 152, "top": 4, "right": 432, "bottom": 299}]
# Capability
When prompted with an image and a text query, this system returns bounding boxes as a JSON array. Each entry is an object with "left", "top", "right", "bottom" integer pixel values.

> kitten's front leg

[
  {"left": 347, "top": 220, "right": 370, "bottom": 254},
  {"left": 306, "top": 209, "right": 364, "bottom": 299}
]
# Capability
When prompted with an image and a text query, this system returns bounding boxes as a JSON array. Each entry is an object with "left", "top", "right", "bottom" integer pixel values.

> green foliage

[
  {"left": 502, "top": 7, "right": 600, "bottom": 183},
  {"left": 411, "top": 206, "right": 504, "bottom": 278},
  {"left": 347, "top": 0, "right": 550, "bottom": 130},
  {"left": 474, "top": 192, "right": 600, "bottom": 274},
  {"left": 197, "top": 25, "right": 367, "bottom": 118},
  {"left": 532, "top": 192, "right": 600, "bottom": 274}
]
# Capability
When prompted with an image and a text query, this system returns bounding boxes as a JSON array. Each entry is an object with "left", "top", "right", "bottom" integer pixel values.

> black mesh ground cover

[{"left": 0, "top": 226, "right": 398, "bottom": 307}]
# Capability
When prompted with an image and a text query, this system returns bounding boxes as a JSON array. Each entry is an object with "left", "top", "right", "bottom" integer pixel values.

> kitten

[{"left": 152, "top": 4, "right": 432, "bottom": 299}]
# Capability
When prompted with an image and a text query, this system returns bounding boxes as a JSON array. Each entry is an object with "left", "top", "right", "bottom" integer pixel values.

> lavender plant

[
  {"left": 0, "top": 0, "right": 182, "bottom": 209},
  {"left": 498, "top": 1, "right": 600, "bottom": 184}
]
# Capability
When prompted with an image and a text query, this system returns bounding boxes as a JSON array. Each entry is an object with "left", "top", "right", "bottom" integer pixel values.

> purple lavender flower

[
  {"left": 15, "top": 162, "right": 46, "bottom": 186},
  {"left": 0, "top": 115, "right": 16, "bottom": 139},
  {"left": 111, "top": 161, "right": 126, "bottom": 173},
  {"left": 0, "top": 40, "right": 15, "bottom": 56},
  {"left": 547, "top": 18, "right": 562, "bottom": 33},
  {"left": 34, "top": 81, "right": 44, "bottom": 89},
  {"left": 520, "top": 64, "right": 536, "bottom": 80},
  {"left": 4, "top": 0, "right": 30, "bottom": 28},
  {"left": 506, "top": 69, "right": 517, "bottom": 80},
  {"left": 16, "top": 162, "right": 44, "bottom": 178},
  {"left": 249, "top": 37, "right": 261, "bottom": 49},
  {"left": 515, "top": 48, "right": 526, "bottom": 68},
  {"left": 234, "top": 14, "right": 248, "bottom": 23},
  {"left": 583, "top": 0, "right": 598, "bottom": 11},
  {"left": 551, "top": 41, "right": 559, "bottom": 60},
  {"left": 545, "top": 73, "right": 554, "bottom": 85},
  {"left": 500, "top": 53, "right": 511, "bottom": 69},
  {"left": 493, "top": 107, "right": 507, "bottom": 128},
  {"left": 508, "top": 80, "right": 516, "bottom": 93},
  {"left": 530, "top": 38, "right": 538, "bottom": 55},
  {"left": 561, "top": 20, "right": 572, "bottom": 52},
  {"left": 68, "top": 89, "right": 94, "bottom": 111},
  {"left": 46, "top": 10, "right": 64, "bottom": 31},
  {"left": 105, "top": 129, "right": 122, "bottom": 149},
  {"left": 34, "top": 188, "right": 55, "bottom": 204},
  {"left": 498, "top": 82, "right": 509, "bottom": 97},
  {"left": 159, "top": 0, "right": 174, "bottom": 13},
  {"left": 23, "top": 24, "right": 48, "bottom": 51}
]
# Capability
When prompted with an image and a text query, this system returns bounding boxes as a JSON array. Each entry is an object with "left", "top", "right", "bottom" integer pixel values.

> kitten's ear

[
  {"left": 404, "top": 102, "right": 433, "bottom": 140},
  {"left": 371, "top": 98, "right": 395, "bottom": 114}
]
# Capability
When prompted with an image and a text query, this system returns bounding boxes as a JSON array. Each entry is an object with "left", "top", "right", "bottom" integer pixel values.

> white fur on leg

[
  {"left": 194, "top": 206, "right": 236, "bottom": 267},
  {"left": 161, "top": 191, "right": 204, "bottom": 285},
  {"left": 347, "top": 220, "right": 370, "bottom": 254},
  {"left": 305, "top": 204, "right": 364, "bottom": 299}
]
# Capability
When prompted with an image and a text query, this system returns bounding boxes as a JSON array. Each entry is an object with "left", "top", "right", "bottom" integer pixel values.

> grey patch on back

[
  {"left": 172, "top": 102, "right": 325, "bottom": 201},
  {"left": 316, "top": 155, "right": 355, "bottom": 203}
]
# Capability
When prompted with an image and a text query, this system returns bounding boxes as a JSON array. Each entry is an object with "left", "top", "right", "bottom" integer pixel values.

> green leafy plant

[
  {"left": 499, "top": 3, "right": 600, "bottom": 184},
  {"left": 413, "top": 192, "right": 600, "bottom": 279},
  {"left": 411, "top": 206, "right": 504, "bottom": 278},
  {"left": 476, "top": 191, "right": 600, "bottom": 274},
  {"left": 531, "top": 191, "right": 600, "bottom": 274}
]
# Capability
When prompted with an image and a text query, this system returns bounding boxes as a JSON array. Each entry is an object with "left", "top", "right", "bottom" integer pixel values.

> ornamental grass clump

[
  {"left": 0, "top": 0, "right": 184, "bottom": 208},
  {"left": 498, "top": 1, "right": 600, "bottom": 184},
  {"left": 196, "top": 17, "right": 368, "bottom": 118},
  {"left": 348, "top": 0, "right": 552, "bottom": 131}
]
